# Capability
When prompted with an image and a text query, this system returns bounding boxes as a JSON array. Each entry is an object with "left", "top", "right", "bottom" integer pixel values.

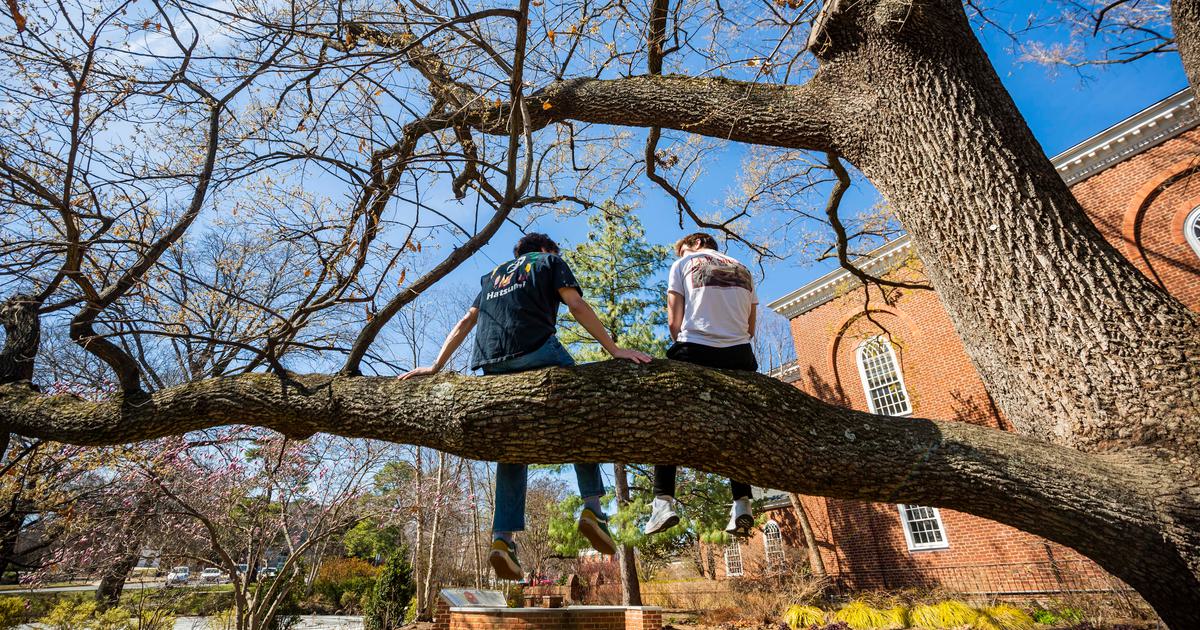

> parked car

[
  {"left": 258, "top": 566, "right": 279, "bottom": 580},
  {"left": 165, "top": 566, "right": 190, "bottom": 586},
  {"left": 199, "top": 567, "right": 225, "bottom": 584}
]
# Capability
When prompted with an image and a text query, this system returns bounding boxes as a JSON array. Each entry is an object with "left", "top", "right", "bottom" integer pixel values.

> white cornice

[
  {"left": 1051, "top": 88, "right": 1197, "bottom": 185},
  {"left": 767, "top": 236, "right": 914, "bottom": 319},
  {"left": 768, "top": 89, "right": 1198, "bottom": 320}
]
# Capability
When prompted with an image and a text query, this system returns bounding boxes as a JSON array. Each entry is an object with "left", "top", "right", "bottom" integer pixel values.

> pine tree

[
  {"left": 558, "top": 202, "right": 670, "bottom": 360},
  {"left": 364, "top": 547, "right": 415, "bottom": 630}
]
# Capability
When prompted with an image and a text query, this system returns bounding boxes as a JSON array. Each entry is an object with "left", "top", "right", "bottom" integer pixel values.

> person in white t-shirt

[{"left": 644, "top": 232, "right": 760, "bottom": 538}]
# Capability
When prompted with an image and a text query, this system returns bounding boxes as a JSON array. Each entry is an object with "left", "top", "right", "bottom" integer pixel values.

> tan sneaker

[{"left": 577, "top": 508, "right": 617, "bottom": 555}]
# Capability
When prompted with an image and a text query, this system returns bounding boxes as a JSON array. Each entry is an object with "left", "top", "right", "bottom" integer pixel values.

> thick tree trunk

[
  {"left": 0, "top": 295, "right": 39, "bottom": 464},
  {"left": 787, "top": 493, "right": 826, "bottom": 580},
  {"left": 95, "top": 551, "right": 138, "bottom": 609},
  {"left": 0, "top": 295, "right": 39, "bottom": 386},
  {"left": 2, "top": 363, "right": 1198, "bottom": 625},
  {"left": 613, "top": 463, "right": 641, "bottom": 606},
  {"left": 1174, "top": 0, "right": 1200, "bottom": 102},
  {"left": 805, "top": 0, "right": 1200, "bottom": 456}
]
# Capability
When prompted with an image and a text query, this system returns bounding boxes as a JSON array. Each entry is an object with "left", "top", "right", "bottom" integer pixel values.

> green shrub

[
  {"left": 404, "top": 596, "right": 419, "bottom": 624},
  {"left": 833, "top": 601, "right": 892, "bottom": 630},
  {"left": 41, "top": 599, "right": 99, "bottom": 630},
  {"left": 364, "top": 547, "right": 415, "bottom": 630},
  {"left": 783, "top": 604, "right": 825, "bottom": 629},
  {"left": 310, "top": 574, "right": 376, "bottom": 614},
  {"left": 973, "top": 605, "right": 1035, "bottom": 630},
  {"left": 1030, "top": 609, "right": 1058, "bottom": 625},
  {"left": 133, "top": 608, "right": 176, "bottom": 630},
  {"left": 0, "top": 597, "right": 26, "bottom": 630}
]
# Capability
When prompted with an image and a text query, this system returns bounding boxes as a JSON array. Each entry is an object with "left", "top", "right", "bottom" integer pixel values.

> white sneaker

[
  {"left": 725, "top": 498, "right": 754, "bottom": 538},
  {"left": 644, "top": 495, "right": 680, "bottom": 535}
]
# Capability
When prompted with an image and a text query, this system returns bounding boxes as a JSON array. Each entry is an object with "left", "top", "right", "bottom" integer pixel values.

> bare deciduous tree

[{"left": 2, "top": 0, "right": 1200, "bottom": 625}]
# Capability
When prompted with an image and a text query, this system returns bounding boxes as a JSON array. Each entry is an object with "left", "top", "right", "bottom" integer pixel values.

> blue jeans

[{"left": 483, "top": 336, "right": 605, "bottom": 533}]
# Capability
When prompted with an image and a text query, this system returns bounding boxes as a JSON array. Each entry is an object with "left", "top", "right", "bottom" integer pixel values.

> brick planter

[{"left": 436, "top": 597, "right": 662, "bottom": 630}]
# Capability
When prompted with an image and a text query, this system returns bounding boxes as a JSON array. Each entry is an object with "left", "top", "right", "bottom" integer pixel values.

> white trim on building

[
  {"left": 897, "top": 504, "right": 950, "bottom": 551},
  {"left": 724, "top": 542, "right": 744, "bottom": 577},
  {"left": 1186, "top": 206, "right": 1200, "bottom": 261},
  {"left": 1053, "top": 89, "right": 1197, "bottom": 185},
  {"left": 767, "top": 89, "right": 1199, "bottom": 321},
  {"left": 855, "top": 337, "right": 912, "bottom": 417}
]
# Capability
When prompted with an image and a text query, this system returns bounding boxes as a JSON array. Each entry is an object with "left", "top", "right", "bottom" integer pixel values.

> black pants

[{"left": 653, "top": 342, "right": 757, "bottom": 500}]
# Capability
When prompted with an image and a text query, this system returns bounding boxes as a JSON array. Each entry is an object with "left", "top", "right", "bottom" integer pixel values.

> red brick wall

[
  {"left": 1070, "top": 127, "right": 1200, "bottom": 310},
  {"left": 763, "top": 126, "right": 1200, "bottom": 595}
]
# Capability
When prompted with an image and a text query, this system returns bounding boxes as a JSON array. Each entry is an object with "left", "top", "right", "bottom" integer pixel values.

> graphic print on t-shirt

[
  {"left": 486, "top": 256, "right": 537, "bottom": 297},
  {"left": 471, "top": 252, "right": 581, "bottom": 369},
  {"left": 685, "top": 254, "right": 753, "bottom": 290}
]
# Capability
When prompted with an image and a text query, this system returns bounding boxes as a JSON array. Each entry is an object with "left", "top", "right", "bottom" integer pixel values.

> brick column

[
  {"left": 435, "top": 596, "right": 452, "bottom": 630},
  {"left": 624, "top": 607, "right": 662, "bottom": 630}
]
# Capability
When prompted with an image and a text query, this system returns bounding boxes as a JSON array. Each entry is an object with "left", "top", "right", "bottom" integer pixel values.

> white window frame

[
  {"left": 1186, "top": 206, "right": 1200, "bottom": 260},
  {"left": 724, "top": 542, "right": 744, "bottom": 577},
  {"left": 896, "top": 504, "right": 950, "bottom": 551},
  {"left": 855, "top": 336, "right": 913, "bottom": 417},
  {"left": 762, "top": 520, "right": 786, "bottom": 570}
]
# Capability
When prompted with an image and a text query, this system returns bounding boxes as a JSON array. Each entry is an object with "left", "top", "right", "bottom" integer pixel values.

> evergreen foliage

[{"left": 364, "top": 548, "right": 416, "bottom": 630}]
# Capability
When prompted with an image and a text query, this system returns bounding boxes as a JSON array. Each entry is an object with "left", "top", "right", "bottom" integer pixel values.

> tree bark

[
  {"left": 2, "top": 362, "right": 1198, "bottom": 625},
  {"left": 95, "top": 551, "right": 139, "bottom": 609},
  {"left": 1174, "top": 0, "right": 1200, "bottom": 103},
  {"left": 613, "top": 463, "right": 641, "bottom": 606},
  {"left": 787, "top": 493, "right": 827, "bottom": 580},
  {"left": 0, "top": 295, "right": 39, "bottom": 386},
  {"left": 805, "top": 0, "right": 1200, "bottom": 456}
]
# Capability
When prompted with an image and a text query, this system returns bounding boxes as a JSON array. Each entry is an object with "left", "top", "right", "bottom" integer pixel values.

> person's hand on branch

[{"left": 397, "top": 307, "right": 479, "bottom": 380}]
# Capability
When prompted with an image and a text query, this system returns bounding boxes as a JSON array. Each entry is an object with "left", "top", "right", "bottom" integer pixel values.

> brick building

[{"left": 718, "top": 89, "right": 1200, "bottom": 596}]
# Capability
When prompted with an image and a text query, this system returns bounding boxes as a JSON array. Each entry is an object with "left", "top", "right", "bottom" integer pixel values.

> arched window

[
  {"left": 1186, "top": 206, "right": 1200, "bottom": 260},
  {"left": 763, "top": 520, "right": 786, "bottom": 570},
  {"left": 724, "top": 542, "right": 744, "bottom": 577},
  {"left": 855, "top": 337, "right": 912, "bottom": 416}
]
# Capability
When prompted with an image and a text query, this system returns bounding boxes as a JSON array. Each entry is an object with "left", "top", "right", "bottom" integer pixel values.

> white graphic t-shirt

[{"left": 667, "top": 249, "right": 758, "bottom": 347}]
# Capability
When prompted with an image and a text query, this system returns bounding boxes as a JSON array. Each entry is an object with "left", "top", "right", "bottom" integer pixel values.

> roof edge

[{"left": 769, "top": 88, "right": 1198, "bottom": 320}]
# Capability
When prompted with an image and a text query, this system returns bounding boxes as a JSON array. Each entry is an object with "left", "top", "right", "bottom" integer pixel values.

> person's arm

[
  {"left": 398, "top": 307, "right": 479, "bottom": 379},
  {"left": 559, "top": 288, "right": 652, "bottom": 363},
  {"left": 667, "top": 291, "right": 685, "bottom": 342},
  {"left": 748, "top": 303, "right": 757, "bottom": 338}
]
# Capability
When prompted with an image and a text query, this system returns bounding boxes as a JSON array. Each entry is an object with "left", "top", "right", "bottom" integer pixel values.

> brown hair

[{"left": 674, "top": 232, "right": 718, "bottom": 256}]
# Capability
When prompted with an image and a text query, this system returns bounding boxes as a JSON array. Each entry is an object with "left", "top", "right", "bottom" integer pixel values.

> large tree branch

[
  {"left": 507, "top": 74, "right": 838, "bottom": 152},
  {"left": 1, "top": 360, "right": 1198, "bottom": 624}
]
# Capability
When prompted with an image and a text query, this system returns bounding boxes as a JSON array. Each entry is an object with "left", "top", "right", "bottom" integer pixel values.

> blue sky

[{"left": 395, "top": 1, "right": 1188, "bottom": 367}]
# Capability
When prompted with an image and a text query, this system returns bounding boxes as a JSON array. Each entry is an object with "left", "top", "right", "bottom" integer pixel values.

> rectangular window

[{"left": 897, "top": 504, "right": 949, "bottom": 551}]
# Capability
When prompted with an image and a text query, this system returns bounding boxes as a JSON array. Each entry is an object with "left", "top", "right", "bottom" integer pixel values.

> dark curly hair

[{"left": 514, "top": 233, "right": 560, "bottom": 257}]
